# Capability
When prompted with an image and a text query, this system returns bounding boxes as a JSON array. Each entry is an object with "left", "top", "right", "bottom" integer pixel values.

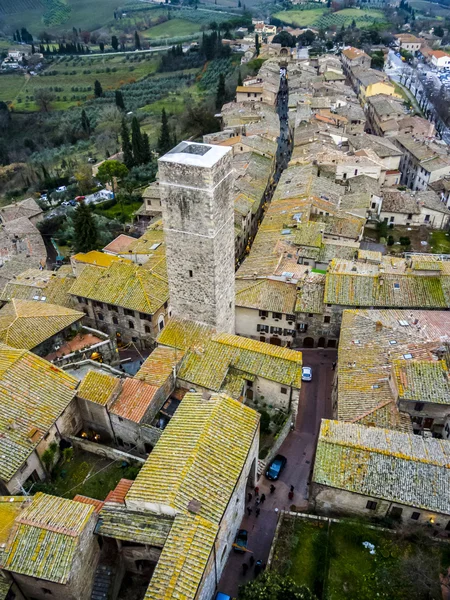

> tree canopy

[
  {"left": 239, "top": 573, "right": 317, "bottom": 600},
  {"left": 72, "top": 201, "right": 98, "bottom": 253}
]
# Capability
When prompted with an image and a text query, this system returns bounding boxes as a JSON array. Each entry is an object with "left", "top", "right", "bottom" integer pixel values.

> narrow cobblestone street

[{"left": 218, "top": 349, "right": 336, "bottom": 597}]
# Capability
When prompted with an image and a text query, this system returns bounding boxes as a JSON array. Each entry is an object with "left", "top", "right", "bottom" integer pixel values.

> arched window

[
  {"left": 98, "top": 313, "right": 104, "bottom": 321},
  {"left": 112, "top": 316, "right": 118, "bottom": 325},
  {"left": 158, "top": 314, "right": 165, "bottom": 331},
  {"left": 129, "top": 321, "right": 135, "bottom": 329}
]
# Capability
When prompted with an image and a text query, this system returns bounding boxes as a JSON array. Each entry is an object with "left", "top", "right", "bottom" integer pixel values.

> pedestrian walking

[
  {"left": 270, "top": 484, "right": 276, "bottom": 494},
  {"left": 247, "top": 492, "right": 252, "bottom": 503},
  {"left": 254, "top": 486, "right": 259, "bottom": 495},
  {"left": 249, "top": 556, "right": 255, "bottom": 567},
  {"left": 260, "top": 493, "right": 266, "bottom": 504},
  {"left": 247, "top": 506, "right": 252, "bottom": 517},
  {"left": 290, "top": 485, "right": 294, "bottom": 492},
  {"left": 255, "top": 496, "right": 260, "bottom": 506},
  {"left": 288, "top": 490, "right": 294, "bottom": 500},
  {"left": 256, "top": 507, "right": 260, "bottom": 517},
  {"left": 332, "top": 361, "right": 336, "bottom": 370},
  {"left": 254, "top": 560, "right": 263, "bottom": 577},
  {"left": 242, "top": 563, "right": 248, "bottom": 576}
]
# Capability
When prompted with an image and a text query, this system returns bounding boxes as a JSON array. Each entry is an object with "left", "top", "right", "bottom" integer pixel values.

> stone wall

[
  {"left": 260, "top": 413, "right": 293, "bottom": 470},
  {"left": 108, "top": 415, "right": 162, "bottom": 455},
  {"left": 67, "top": 436, "right": 145, "bottom": 464}
]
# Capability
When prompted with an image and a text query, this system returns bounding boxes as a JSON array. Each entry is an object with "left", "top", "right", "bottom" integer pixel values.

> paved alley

[{"left": 218, "top": 349, "right": 336, "bottom": 597}]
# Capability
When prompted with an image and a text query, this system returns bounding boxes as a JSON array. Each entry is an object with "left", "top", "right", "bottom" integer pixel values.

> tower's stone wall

[{"left": 158, "top": 142, "right": 235, "bottom": 333}]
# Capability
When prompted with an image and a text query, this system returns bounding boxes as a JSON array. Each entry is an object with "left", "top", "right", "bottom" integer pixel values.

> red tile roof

[
  {"left": 73, "top": 495, "right": 104, "bottom": 513},
  {"left": 103, "top": 234, "right": 135, "bottom": 254},
  {"left": 110, "top": 378, "right": 158, "bottom": 423},
  {"left": 104, "top": 479, "right": 134, "bottom": 504}
]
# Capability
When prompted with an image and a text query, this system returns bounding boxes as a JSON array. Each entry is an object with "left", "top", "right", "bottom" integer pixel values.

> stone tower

[{"left": 158, "top": 141, "right": 235, "bottom": 333}]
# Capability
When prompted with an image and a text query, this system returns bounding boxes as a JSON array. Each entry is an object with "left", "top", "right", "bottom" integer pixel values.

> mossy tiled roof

[
  {"left": 0, "top": 346, "right": 78, "bottom": 483},
  {"left": 137, "top": 346, "right": 184, "bottom": 387},
  {"left": 157, "top": 318, "right": 216, "bottom": 351},
  {"left": 126, "top": 393, "right": 259, "bottom": 525},
  {"left": 1, "top": 493, "right": 94, "bottom": 583},
  {"left": 325, "top": 271, "right": 447, "bottom": 308},
  {"left": 97, "top": 506, "right": 172, "bottom": 547},
  {"left": 145, "top": 513, "right": 218, "bottom": 600},
  {"left": 177, "top": 332, "right": 303, "bottom": 391},
  {"left": 77, "top": 370, "right": 120, "bottom": 406},
  {"left": 69, "top": 261, "right": 169, "bottom": 314},
  {"left": 0, "top": 496, "right": 29, "bottom": 546},
  {"left": 293, "top": 222, "right": 324, "bottom": 248},
  {"left": 0, "top": 299, "right": 83, "bottom": 350},
  {"left": 295, "top": 274, "right": 325, "bottom": 314},
  {"left": 411, "top": 257, "right": 443, "bottom": 271},
  {"left": 235, "top": 279, "right": 297, "bottom": 314},
  {"left": 313, "top": 420, "right": 450, "bottom": 515},
  {"left": 71, "top": 250, "right": 128, "bottom": 268},
  {"left": 0, "top": 267, "right": 75, "bottom": 307},
  {"left": 393, "top": 359, "right": 450, "bottom": 404}
]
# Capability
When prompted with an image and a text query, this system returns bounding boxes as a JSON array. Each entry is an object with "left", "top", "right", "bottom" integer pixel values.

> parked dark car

[
  {"left": 233, "top": 529, "right": 248, "bottom": 553},
  {"left": 265, "top": 454, "right": 287, "bottom": 480}
]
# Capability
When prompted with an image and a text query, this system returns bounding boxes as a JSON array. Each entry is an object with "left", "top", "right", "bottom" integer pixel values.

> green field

[
  {"left": 0, "top": 54, "right": 159, "bottom": 109},
  {"left": 0, "top": 0, "right": 123, "bottom": 34},
  {"left": 273, "top": 7, "right": 386, "bottom": 28},
  {"left": 271, "top": 516, "right": 450, "bottom": 599},
  {"left": 144, "top": 18, "right": 202, "bottom": 40},
  {"left": 409, "top": 0, "right": 450, "bottom": 17}
]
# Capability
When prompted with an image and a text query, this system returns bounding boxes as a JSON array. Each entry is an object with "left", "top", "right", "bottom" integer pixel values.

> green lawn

[
  {"left": 95, "top": 200, "right": 142, "bottom": 221},
  {"left": 430, "top": 230, "right": 450, "bottom": 253},
  {"left": 144, "top": 18, "right": 202, "bottom": 40},
  {"left": 28, "top": 449, "right": 141, "bottom": 500},
  {"left": 271, "top": 515, "right": 450, "bottom": 600},
  {"left": 273, "top": 7, "right": 385, "bottom": 28}
]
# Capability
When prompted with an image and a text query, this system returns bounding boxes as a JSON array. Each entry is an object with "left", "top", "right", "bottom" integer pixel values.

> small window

[
  {"left": 407, "top": 213, "right": 413, "bottom": 219},
  {"left": 281, "top": 387, "right": 287, "bottom": 394},
  {"left": 324, "top": 316, "right": 331, "bottom": 324},
  {"left": 246, "top": 380, "right": 253, "bottom": 388},
  {"left": 129, "top": 321, "right": 135, "bottom": 329},
  {"left": 390, "top": 216, "right": 394, "bottom": 223},
  {"left": 286, "top": 314, "right": 295, "bottom": 322},
  {"left": 189, "top": 270, "right": 193, "bottom": 278},
  {"left": 42, "top": 590, "right": 52, "bottom": 596},
  {"left": 393, "top": 283, "right": 400, "bottom": 290},
  {"left": 403, "top": 353, "right": 413, "bottom": 360},
  {"left": 113, "top": 316, "right": 119, "bottom": 325},
  {"left": 411, "top": 512, "right": 420, "bottom": 521},
  {"left": 308, "top": 313, "right": 314, "bottom": 318},
  {"left": 98, "top": 313, "right": 104, "bottom": 321},
  {"left": 77, "top": 296, "right": 84, "bottom": 304},
  {"left": 117, "top": 437, "right": 124, "bottom": 446},
  {"left": 390, "top": 506, "right": 403, "bottom": 518},
  {"left": 132, "top": 337, "right": 138, "bottom": 343},
  {"left": 415, "top": 402, "right": 424, "bottom": 412},
  {"left": 272, "top": 312, "right": 282, "bottom": 320},
  {"left": 366, "top": 500, "right": 377, "bottom": 510},
  {"left": 145, "top": 325, "right": 151, "bottom": 334},
  {"left": 125, "top": 309, "right": 134, "bottom": 317}
]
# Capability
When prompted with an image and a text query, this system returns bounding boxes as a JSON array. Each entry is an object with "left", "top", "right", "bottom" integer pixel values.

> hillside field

[{"left": 273, "top": 7, "right": 386, "bottom": 29}]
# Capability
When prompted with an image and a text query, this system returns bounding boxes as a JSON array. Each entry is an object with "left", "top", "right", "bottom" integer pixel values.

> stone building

[
  {"left": 0, "top": 266, "right": 76, "bottom": 308},
  {"left": 0, "top": 197, "right": 43, "bottom": 226},
  {"left": 158, "top": 142, "right": 235, "bottom": 333},
  {"left": 394, "top": 134, "right": 450, "bottom": 191},
  {"left": 311, "top": 419, "right": 450, "bottom": 529},
  {"left": 379, "top": 188, "right": 450, "bottom": 228},
  {"left": 69, "top": 260, "right": 169, "bottom": 349},
  {"left": 0, "top": 345, "right": 81, "bottom": 495},
  {"left": 0, "top": 493, "right": 100, "bottom": 600}
]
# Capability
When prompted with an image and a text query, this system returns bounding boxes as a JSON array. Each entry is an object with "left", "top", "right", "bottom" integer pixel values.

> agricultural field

[
  {"left": 143, "top": 18, "right": 202, "bottom": 41},
  {"left": 273, "top": 7, "right": 386, "bottom": 29},
  {"left": 271, "top": 515, "right": 450, "bottom": 599},
  {"left": 409, "top": 0, "right": 450, "bottom": 18},
  {"left": 0, "top": 53, "right": 160, "bottom": 110},
  {"left": 0, "top": 0, "right": 123, "bottom": 34}
]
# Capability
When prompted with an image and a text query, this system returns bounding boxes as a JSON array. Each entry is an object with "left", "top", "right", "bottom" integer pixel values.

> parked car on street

[
  {"left": 265, "top": 454, "right": 287, "bottom": 480},
  {"left": 302, "top": 366, "right": 312, "bottom": 381},
  {"left": 215, "top": 593, "right": 232, "bottom": 600},
  {"left": 233, "top": 529, "right": 248, "bottom": 553}
]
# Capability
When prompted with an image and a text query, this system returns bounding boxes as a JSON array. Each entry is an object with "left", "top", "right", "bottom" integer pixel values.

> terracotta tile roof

[
  {"left": 104, "top": 479, "right": 134, "bottom": 504},
  {"left": 0, "top": 346, "right": 78, "bottom": 483},
  {"left": 103, "top": 234, "right": 136, "bottom": 254},
  {"left": 313, "top": 419, "right": 450, "bottom": 515},
  {"left": 1, "top": 493, "right": 94, "bottom": 583},
  {"left": 0, "top": 198, "right": 42, "bottom": 223},
  {"left": 126, "top": 393, "right": 259, "bottom": 524},
  {"left": 342, "top": 47, "right": 370, "bottom": 60},
  {"left": 235, "top": 279, "right": 297, "bottom": 313},
  {"left": 77, "top": 370, "right": 120, "bottom": 406},
  {"left": 0, "top": 299, "right": 83, "bottom": 350},
  {"left": 69, "top": 261, "right": 169, "bottom": 314},
  {"left": 73, "top": 495, "right": 104, "bottom": 513},
  {"left": 110, "top": 378, "right": 158, "bottom": 423}
]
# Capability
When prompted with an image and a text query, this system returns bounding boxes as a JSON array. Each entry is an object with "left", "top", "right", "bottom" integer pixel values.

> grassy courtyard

[
  {"left": 271, "top": 515, "right": 450, "bottom": 599},
  {"left": 28, "top": 449, "right": 141, "bottom": 500}
]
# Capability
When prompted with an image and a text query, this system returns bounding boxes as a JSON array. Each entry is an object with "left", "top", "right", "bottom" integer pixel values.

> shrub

[
  {"left": 387, "top": 235, "right": 394, "bottom": 246},
  {"left": 400, "top": 236, "right": 411, "bottom": 246},
  {"left": 259, "top": 410, "right": 271, "bottom": 433}
]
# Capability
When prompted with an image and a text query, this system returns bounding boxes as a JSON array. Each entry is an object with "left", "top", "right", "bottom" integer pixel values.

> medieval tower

[{"left": 158, "top": 141, "right": 235, "bottom": 333}]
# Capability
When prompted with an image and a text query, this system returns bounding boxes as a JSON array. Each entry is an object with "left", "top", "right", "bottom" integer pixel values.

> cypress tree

[
  {"left": 216, "top": 73, "right": 226, "bottom": 110},
  {"left": 131, "top": 116, "right": 144, "bottom": 165},
  {"left": 81, "top": 109, "right": 91, "bottom": 134},
  {"left": 121, "top": 119, "right": 134, "bottom": 169},
  {"left": 72, "top": 202, "right": 98, "bottom": 253},
  {"left": 255, "top": 33, "right": 260, "bottom": 56},
  {"left": 157, "top": 108, "right": 171, "bottom": 155},
  {"left": 115, "top": 90, "right": 125, "bottom": 110},
  {"left": 94, "top": 80, "right": 103, "bottom": 97},
  {"left": 142, "top": 133, "right": 151, "bottom": 164},
  {"left": 134, "top": 31, "right": 141, "bottom": 50},
  {"left": 237, "top": 69, "right": 243, "bottom": 87}
]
